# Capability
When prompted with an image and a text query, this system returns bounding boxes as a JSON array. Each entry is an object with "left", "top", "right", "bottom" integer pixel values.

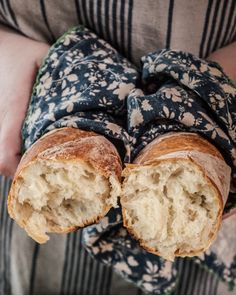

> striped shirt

[
  {"left": 0, "top": 0, "right": 235, "bottom": 66},
  {"left": 0, "top": 1, "right": 236, "bottom": 294}
]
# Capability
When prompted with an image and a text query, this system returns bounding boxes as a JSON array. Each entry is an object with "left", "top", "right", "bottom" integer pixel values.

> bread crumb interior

[
  {"left": 122, "top": 160, "right": 220, "bottom": 260},
  {"left": 13, "top": 160, "right": 117, "bottom": 242}
]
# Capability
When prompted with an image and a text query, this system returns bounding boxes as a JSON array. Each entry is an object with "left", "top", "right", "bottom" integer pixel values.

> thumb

[{"left": 0, "top": 93, "right": 31, "bottom": 177}]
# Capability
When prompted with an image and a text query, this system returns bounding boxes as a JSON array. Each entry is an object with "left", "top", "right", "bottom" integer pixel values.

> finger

[
  {"left": 0, "top": 152, "right": 21, "bottom": 177},
  {"left": 0, "top": 104, "right": 25, "bottom": 177}
]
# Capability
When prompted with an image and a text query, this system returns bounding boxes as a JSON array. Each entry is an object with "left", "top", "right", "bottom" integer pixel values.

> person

[{"left": 0, "top": 1, "right": 236, "bottom": 294}]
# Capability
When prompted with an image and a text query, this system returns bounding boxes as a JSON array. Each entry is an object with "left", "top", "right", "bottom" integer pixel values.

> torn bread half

[
  {"left": 121, "top": 132, "right": 231, "bottom": 261},
  {"left": 8, "top": 127, "right": 122, "bottom": 243}
]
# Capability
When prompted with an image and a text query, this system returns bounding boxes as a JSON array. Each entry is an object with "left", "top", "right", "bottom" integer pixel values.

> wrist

[{"left": 207, "top": 42, "right": 236, "bottom": 83}]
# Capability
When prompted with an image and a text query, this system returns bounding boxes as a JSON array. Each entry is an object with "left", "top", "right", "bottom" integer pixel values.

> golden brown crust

[
  {"left": 134, "top": 132, "right": 224, "bottom": 164},
  {"left": 123, "top": 132, "right": 228, "bottom": 205},
  {"left": 8, "top": 127, "right": 122, "bottom": 242},
  {"left": 16, "top": 127, "right": 122, "bottom": 178},
  {"left": 121, "top": 132, "right": 228, "bottom": 259}
]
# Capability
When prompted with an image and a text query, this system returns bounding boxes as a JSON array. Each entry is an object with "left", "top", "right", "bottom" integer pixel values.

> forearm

[
  {"left": 0, "top": 24, "right": 25, "bottom": 45},
  {"left": 0, "top": 24, "right": 49, "bottom": 67},
  {"left": 207, "top": 42, "right": 236, "bottom": 83}
]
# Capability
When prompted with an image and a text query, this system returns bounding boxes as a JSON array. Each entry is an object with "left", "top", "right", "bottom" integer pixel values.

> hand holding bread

[
  {"left": 0, "top": 25, "right": 49, "bottom": 176},
  {"left": 7, "top": 26, "right": 235, "bottom": 262}
]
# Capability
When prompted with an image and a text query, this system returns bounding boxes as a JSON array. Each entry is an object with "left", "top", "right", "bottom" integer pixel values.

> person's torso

[{"left": 0, "top": 0, "right": 235, "bottom": 66}]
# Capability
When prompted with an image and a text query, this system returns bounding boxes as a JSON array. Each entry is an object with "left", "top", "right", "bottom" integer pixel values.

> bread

[
  {"left": 121, "top": 132, "right": 231, "bottom": 261},
  {"left": 8, "top": 127, "right": 122, "bottom": 243}
]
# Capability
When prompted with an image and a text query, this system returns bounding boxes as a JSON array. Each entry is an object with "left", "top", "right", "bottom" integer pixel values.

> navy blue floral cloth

[{"left": 22, "top": 26, "right": 236, "bottom": 294}]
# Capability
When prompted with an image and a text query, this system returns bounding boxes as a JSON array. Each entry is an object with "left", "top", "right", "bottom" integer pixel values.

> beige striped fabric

[
  {"left": 0, "top": 0, "right": 235, "bottom": 66},
  {"left": 0, "top": 1, "right": 236, "bottom": 294}
]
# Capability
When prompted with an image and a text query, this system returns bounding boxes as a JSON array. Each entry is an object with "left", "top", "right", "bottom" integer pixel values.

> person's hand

[
  {"left": 207, "top": 41, "right": 236, "bottom": 83},
  {"left": 0, "top": 26, "right": 49, "bottom": 177}
]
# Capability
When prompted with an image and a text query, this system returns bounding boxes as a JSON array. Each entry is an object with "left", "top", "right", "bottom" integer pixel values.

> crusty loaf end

[
  {"left": 8, "top": 128, "right": 122, "bottom": 243},
  {"left": 122, "top": 159, "right": 221, "bottom": 261},
  {"left": 121, "top": 132, "right": 231, "bottom": 261}
]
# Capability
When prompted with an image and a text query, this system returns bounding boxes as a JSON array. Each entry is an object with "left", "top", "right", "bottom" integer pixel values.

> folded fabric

[
  {"left": 22, "top": 26, "right": 236, "bottom": 294},
  {"left": 22, "top": 26, "right": 138, "bottom": 162}
]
